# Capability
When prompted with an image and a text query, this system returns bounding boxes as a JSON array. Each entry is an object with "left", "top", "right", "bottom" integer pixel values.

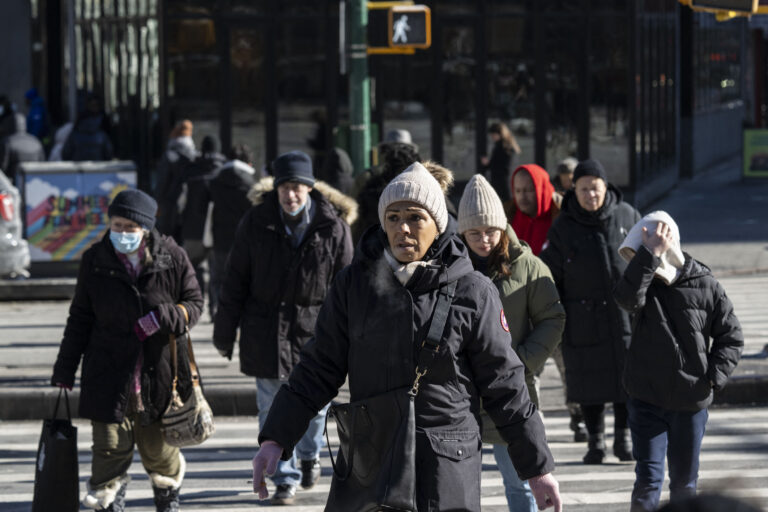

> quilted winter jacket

[
  {"left": 614, "top": 246, "right": 743, "bottom": 411},
  {"left": 539, "top": 185, "right": 641, "bottom": 404},
  {"left": 51, "top": 231, "right": 203, "bottom": 424},
  {"left": 259, "top": 224, "right": 555, "bottom": 510},
  {"left": 212, "top": 178, "right": 356, "bottom": 379}
]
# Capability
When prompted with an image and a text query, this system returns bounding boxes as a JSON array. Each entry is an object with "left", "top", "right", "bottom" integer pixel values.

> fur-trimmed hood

[{"left": 247, "top": 176, "right": 358, "bottom": 225}]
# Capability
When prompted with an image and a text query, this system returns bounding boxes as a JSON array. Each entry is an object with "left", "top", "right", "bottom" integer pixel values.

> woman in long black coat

[
  {"left": 51, "top": 189, "right": 203, "bottom": 512},
  {"left": 540, "top": 159, "right": 641, "bottom": 465},
  {"left": 251, "top": 162, "right": 562, "bottom": 511}
]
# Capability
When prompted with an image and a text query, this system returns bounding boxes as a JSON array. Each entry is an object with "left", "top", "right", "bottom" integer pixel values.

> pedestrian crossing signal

[{"left": 388, "top": 5, "right": 431, "bottom": 49}]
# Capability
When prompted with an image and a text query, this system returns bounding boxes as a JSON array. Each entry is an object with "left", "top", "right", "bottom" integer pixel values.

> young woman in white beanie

[
  {"left": 614, "top": 211, "right": 743, "bottom": 512},
  {"left": 251, "top": 162, "right": 562, "bottom": 511},
  {"left": 459, "top": 173, "right": 565, "bottom": 512}
]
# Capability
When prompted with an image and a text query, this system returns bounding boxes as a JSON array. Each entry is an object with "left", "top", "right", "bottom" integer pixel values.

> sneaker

[
  {"left": 271, "top": 483, "right": 296, "bottom": 505},
  {"left": 300, "top": 458, "right": 321, "bottom": 489}
]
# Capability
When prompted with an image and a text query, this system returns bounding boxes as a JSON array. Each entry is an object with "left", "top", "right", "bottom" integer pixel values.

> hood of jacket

[
  {"left": 247, "top": 176, "right": 358, "bottom": 225},
  {"left": 354, "top": 215, "right": 474, "bottom": 293},
  {"left": 166, "top": 135, "right": 196, "bottom": 161},
  {"left": 504, "top": 224, "right": 530, "bottom": 265},
  {"left": 512, "top": 164, "right": 555, "bottom": 219},
  {"left": 12, "top": 113, "right": 26, "bottom": 134},
  {"left": 560, "top": 182, "right": 624, "bottom": 225},
  {"left": 212, "top": 159, "right": 257, "bottom": 188}
]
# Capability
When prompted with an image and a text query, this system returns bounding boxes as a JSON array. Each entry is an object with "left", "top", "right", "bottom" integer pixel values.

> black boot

[
  {"left": 152, "top": 486, "right": 180, "bottom": 512},
  {"left": 583, "top": 433, "right": 606, "bottom": 464},
  {"left": 569, "top": 411, "right": 588, "bottom": 443},
  {"left": 613, "top": 428, "right": 634, "bottom": 461}
]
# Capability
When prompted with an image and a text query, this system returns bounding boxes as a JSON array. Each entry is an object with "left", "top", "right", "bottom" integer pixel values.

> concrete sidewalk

[{"left": 1, "top": 156, "right": 766, "bottom": 419}]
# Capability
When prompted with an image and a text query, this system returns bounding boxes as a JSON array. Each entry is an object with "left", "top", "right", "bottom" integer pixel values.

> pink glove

[
  {"left": 252, "top": 440, "right": 283, "bottom": 499},
  {"left": 528, "top": 472, "right": 562, "bottom": 511},
  {"left": 134, "top": 311, "right": 160, "bottom": 341}
]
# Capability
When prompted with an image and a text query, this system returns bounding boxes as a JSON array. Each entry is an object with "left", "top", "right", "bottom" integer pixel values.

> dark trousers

[
  {"left": 627, "top": 398, "right": 708, "bottom": 512},
  {"left": 581, "top": 402, "right": 629, "bottom": 434}
]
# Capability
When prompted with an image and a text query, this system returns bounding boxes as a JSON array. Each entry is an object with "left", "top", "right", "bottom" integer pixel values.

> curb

[
  {"left": 3, "top": 377, "right": 767, "bottom": 421},
  {"left": 0, "top": 278, "right": 76, "bottom": 301}
]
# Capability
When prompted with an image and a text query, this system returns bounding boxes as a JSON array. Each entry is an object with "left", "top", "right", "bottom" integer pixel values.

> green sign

[{"left": 743, "top": 129, "right": 768, "bottom": 178}]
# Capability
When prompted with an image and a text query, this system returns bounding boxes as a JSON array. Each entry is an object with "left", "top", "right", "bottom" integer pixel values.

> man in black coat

[
  {"left": 540, "top": 158, "right": 641, "bottom": 465},
  {"left": 614, "top": 211, "right": 743, "bottom": 512},
  {"left": 213, "top": 151, "right": 354, "bottom": 505},
  {"left": 0, "top": 113, "right": 45, "bottom": 183}
]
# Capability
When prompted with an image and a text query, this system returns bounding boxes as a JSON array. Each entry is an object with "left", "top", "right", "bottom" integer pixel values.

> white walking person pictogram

[{"left": 393, "top": 15, "right": 411, "bottom": 43}]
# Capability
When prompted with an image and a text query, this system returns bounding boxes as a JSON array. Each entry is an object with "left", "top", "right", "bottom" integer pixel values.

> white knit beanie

[
  {"left": 378, "top": 162, "right": 449, "bottom": 234},
  {"left": 458, "top": 174, "right": 507, "bottom": 234},
  {"left": 619, "top": 210, "right": 686, "bottom": 285}
]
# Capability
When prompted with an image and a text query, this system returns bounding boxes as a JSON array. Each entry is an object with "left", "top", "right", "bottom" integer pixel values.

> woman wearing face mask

[
  {"left": 51, "top": 189, "right": 203, "bottom": 512},
  {"left": 458, "top": 174, "right": 565, "bottom": 512},
  {"left": 251, "top": 162, "right": 562, "bottom": 511}
]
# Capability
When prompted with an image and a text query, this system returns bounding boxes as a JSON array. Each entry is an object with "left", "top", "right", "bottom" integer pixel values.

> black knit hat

[
  {"left": 573, "top": 158, "right": 608, "bottom": 184},
  {"left": 272, "top": 151, "right": 315, "bottom": 187},
  {"left": 107, "top": 189, "right": 157, "bottom": 230}
]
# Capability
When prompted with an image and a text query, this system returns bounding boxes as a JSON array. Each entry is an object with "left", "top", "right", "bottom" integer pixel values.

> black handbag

[
  {"left": 32, "top": 388, "right": 80, "bottom": 512},
  {"left": 324, "top": 280, "right": 457, "bottom": 512}
]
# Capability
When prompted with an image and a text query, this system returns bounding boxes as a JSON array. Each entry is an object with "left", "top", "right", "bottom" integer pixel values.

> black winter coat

[
  {"left": 208, "top": 160, "right": 258, "bottom": 253},
  {"left": 614, "top": 246, "right": 743, "bottom": 411},
  {"left": 213, "top": 181, "right": 355, "bottom": 379},
  {"left": 180, "top": 152, "right": 225, "bottom": 242},
  {"left": 539, "top": 185, "right": 641, "bottom": 404},
  {"left": 155, "top": 138, "right": 196, "bottom": 240},
  {"left": 62, "top": 115, "right": 114, "bottom": 162},
  {"left": 484, "top": 140, "right": 514, "bottom": 202},
  {"left": 51, "top": 231, "right": 203, "bottom": 424},
  {"left": 259, "top": 225, "right": 555, "bottom": 511}
]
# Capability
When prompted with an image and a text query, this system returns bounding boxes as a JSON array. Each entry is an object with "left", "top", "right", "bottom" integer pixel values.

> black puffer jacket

[
  {"left": 614, "top": 246, "right": 743, "bottom": 411},
  {"left": 539, "top": 185, "right": 641, "bottom": 404},
  {"left": 51, "top": 231, "right": 203, "bottom": 424},
  {"left": 213, "top": 178, "right": 356, "bottom": 379},
  {"left": 180, "top": 151, "right": 225, "bottom": 242},
  {"left": 259, "top": 224, "right": 555, "bottom": 511},
  {"left": 208, "top": 159, "right": 258, "bottom": 253}
]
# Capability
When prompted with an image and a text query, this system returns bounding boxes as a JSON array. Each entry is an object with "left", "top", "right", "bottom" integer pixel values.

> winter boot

[
  {"left": 569, "top": 410, "right": 588, "bottom": 443},
  {"left": 583, "top": 433, "right": 606, "bottom": 464},
  {"left": 152, "top": 486, "right": 180, "bottom": 512},
  {"left": 613, "top": 428, "right": 634, "bottom": 461},
  {"left": 82, "top": 475, "right": 130, "bottom": 512}
]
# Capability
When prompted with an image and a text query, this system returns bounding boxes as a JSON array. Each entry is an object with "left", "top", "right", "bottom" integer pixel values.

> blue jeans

[
  {"left": 491, "top": 443, "right": 537, "bottom": 512},
  {"left": 257, "top": 378, "right": 330, "bottom": 487},
  {"left": 627, "top": 398, "right": 708, "bottom": 512}
]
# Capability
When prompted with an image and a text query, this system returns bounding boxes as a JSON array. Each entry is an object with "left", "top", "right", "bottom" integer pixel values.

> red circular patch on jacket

[{"left": 500, "top": 309, "right": 509, "bottom": 332}]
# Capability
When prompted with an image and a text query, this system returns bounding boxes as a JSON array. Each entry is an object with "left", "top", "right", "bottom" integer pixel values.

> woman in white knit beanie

[
  {"left": 252, "top": 162, "right": 563, "bottom": 512},
  {"left": 458, "top": 173, "right": 565, "bottom": 512}
]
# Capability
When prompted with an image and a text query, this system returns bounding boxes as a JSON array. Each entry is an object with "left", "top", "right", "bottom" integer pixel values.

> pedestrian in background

[
  {"left": 252, "top": 162, "right": 561, "bottom": 511},
  {"left": 458, "top": 174, "right": 565, "bottom": 512},
  {"left": 480, "top": 121, "right": 521, "bottom": 202},
  {"left": 155, "top": 120, "right": 196, "bottom": 242},
  {"left": 318, "top": 146, "right": 354, "bottom": 195},
  {"left": 0, "top": 113, "right": 45, "bottom": 183},
  {"left": 179, "top": 134, "right": 225, "bottom": 296},
  {"left": 552, "top": 156, "right": 577, "bottom": 194},
  {"left": 51, "top": 189, "right": 203, "bottom": 512},
  {"left": 504, "top": 163, "right": 585, "bottom": 440},
  {"left": 48, "top": 122, "right": 74, "bottom": 161},
  {"left": 213, "top": 151, "right": 355, "bottom": 505},
  {"left": 207, "top": 143, "right": 259, "bottom": 318},
  {"left": 24, "top": 87, "right": 50, "bottom": 143},
  {"left": 614, "top": 211, "right": 743, "bottom": 511},
  {"left": 540, "top": 158, "right": 641, "bottom": 464},
  {"left": 62, "top": 93, "right": 113, "bottom": 162}
]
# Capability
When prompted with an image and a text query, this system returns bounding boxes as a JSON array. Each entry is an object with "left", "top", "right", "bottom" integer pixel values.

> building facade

[{"left": 25, "top": 0, "right": 749, "bottom": 206}]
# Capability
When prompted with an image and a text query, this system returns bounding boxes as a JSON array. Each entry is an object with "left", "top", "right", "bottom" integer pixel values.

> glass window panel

[
  {"left": 230, "top": 27, "right": 267, "bottom": 168},
  {"left": 435, "top": 1, "right": 476, "bottom": 15},
  {"left": 229, "top": 0, "right": 267, "bottom": 15},
  {"left": 485, "top": 15, "right": 535, "bottom": 198},
  {"left": 693, "top": 14, "right": 743, "bottom": 110},
  {"left": 166, "top": 0, "right": 213, "bottom": 16},
  {"left": 440, "top": 24, "right": 476, "bottom": 181},
  {"left": 487, "top": 0, "right": 531, "bottom": 14},
  {"left": 275, "top": 0, "right": 324, "bottom": 16},
  {"left": 276, "top": 18, "right": 327, "bottom": 157},
  {"left": 590, "top": 15, "right": 630, "bottom": 186}
]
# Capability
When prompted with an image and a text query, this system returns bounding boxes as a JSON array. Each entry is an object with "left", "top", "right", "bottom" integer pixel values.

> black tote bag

[{"left": 32, "top": 389, "right": 80, "bottom": 512}]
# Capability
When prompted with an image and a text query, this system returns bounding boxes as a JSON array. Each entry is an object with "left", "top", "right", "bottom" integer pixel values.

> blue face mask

[
  {"left": 110, "top": 230, "right": 143, "bottom": 254},
  {"left": 284, "top": 202, "right": 306, "bottom": 217}
]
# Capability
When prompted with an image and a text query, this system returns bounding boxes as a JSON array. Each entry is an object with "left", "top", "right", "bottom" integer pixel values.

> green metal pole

[{"left": 348, "top": 0, "right": 371, "bottom": 174}]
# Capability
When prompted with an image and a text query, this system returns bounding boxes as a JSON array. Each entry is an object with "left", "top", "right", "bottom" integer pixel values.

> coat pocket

[{"left": 425, "top": 430, "right": 480, "bottom": 462}]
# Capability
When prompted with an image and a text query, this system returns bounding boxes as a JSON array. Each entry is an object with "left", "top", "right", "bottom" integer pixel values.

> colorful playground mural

[{"left": 24, "top": 170, "right": 136, "bottom": 262}]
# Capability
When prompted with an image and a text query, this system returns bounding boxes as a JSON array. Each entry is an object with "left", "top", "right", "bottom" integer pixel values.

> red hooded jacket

[{"left": 509, "top": 164, "right": 556, "bottom": 255}]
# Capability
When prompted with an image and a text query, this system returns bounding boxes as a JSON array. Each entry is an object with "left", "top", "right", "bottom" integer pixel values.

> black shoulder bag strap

[{"left": 325, "top": 279, "right": 459, "bottom": 476}]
